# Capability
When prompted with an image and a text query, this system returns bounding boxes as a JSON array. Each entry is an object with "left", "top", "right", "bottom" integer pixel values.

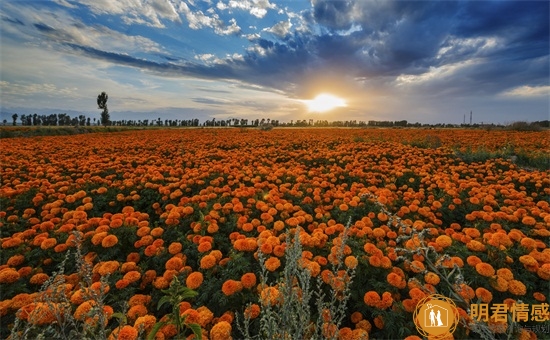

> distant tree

[
  {"left": 12, "top": 113, "right": 18, "bottom": 126},
  {"left": 2, "top": 119, "right": 7, "bottom": 126},
  {"left": 97, "top": 92, "right": 109, "bottom": 126},
  {"left": 86, "top": 117, "right": 91, "bottom": 126}
]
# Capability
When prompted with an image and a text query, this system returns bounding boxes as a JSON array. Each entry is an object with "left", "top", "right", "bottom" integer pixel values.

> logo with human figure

[{"left": 413, "top": 294, "right": 459, "bottom": 338}]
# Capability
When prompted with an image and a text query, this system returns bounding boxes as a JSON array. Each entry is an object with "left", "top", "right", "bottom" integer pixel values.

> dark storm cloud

[{"left": 311, "top": 0, "right": 354, "bottom": 30}]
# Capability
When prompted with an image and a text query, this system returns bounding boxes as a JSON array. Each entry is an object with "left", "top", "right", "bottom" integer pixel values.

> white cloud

[
  {"left": 501, "top": 85, "right": 550, "bottom": 98},
  {"left": 395, "top": 60, "right": 479, "bottom": 87},
  {"left": 218, "top": 0, "right": 276, "bottom": 18},
  {"left": 178, "top": 2, "right": 240, "bottom": 35},
  {"left": 57, "top": 0, "right": 183, "bottom": 28},
  {"left": 2, "top": 3, "right": 163, "bottom": 54},
  {"left": 263, "top": 20, "right": 292, "bottom": 38},
  {"left": 436, "top": 36, "right": 500, "bottom": 60},
  {"left": 0, "top": 81, "right": 78, "bottom": 96}
]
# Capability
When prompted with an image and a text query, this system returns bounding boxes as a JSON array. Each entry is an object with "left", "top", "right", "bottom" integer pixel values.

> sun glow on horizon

[{"left": 302, "top": 93, "right": 347, "bottom": 112}]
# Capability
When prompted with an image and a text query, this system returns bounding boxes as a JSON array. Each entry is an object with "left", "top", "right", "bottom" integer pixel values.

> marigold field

[{"left": 0, "top": 128, "right": 549, "bottom": 339}]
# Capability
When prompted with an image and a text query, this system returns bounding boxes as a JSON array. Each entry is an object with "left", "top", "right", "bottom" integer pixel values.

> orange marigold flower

[
  {"left": 197, "top": 241, "right": 212, "bottom": 252},
  {"left": 424, "top": 272, "right": 440, "bottom": 285},
  {"left": 409, "top": 287, "right": 426, "bottom": 301},
  {"left": 123, "top": 271, "right": 141, "bottom": 283},
  {"left": 101, "top": 235, "right": 118, "bottom": 248},
  {"left": 496, "top": 268, "right": 514, "bottom": 281},
  {"left": 127, "top": 304, "right": 147, "bottom": 320},
  {"left": 165, "top": 257, "right": 184, "bottom": 271},
  {"left": 475, "top": 263, "right": 495, "bottom": 277},
  {"left": 241, "top": 273, "right": 257, "bottom": 289},
  {"left": 222, "top": 279, "right": 243, "bottom": 296},
  {"left": 456, "top": 283, "right": 475, "bottom": 301},
  {"left": 519, "top": 255, "right": 538, "bottom": 267},
  {"left": 466, "top": 240, "right": 485, "bottom": 252},
  {"left": 363, "top": 291, "right": 381, "bottom": 307},
  {"left": 387, "top": 272, "right": 406, "bottom": 289},
  {"left": 168, "top": 242, "right": 183, "bottom": 255},
  {"left": 181, "top": 308, "right": 200, "bottom": 324},
  {"left": 134, "top": 315, "right": 156, "bottom": 332},
  {"left": 197, "top": 306, "right": 214, "bottom": 327},
  {"left": 28, "top": 302, "right": 61, "bottom": 325},
  {"left": 200, "top": 254, "right": 217, "bottom": 269},
  {"left": 40, "top": 237, "right": 57, "bottom": 250},
  {"left": 521, "top": 216, "right": 536, "bottom": 226},
  {"left": 344, "top": 256, "right": 358, "bottom": 269},
  {"left": 466, "top": 255, "right": 482, "bottom": 267},
  {"left": 533, "top": 292, "right": 546, "bottom": 302},
  {"left": 374, "top": 315, "right": 384, "bottom": 329},
  {"left": 264, "top": 257, "right": 281, "bottom": 272},
  {"left": 74, "top": 300, "right": 95, "bottom": 320},
  {"left": 350, "top": 311, "right": 363, "bottom": 324},
  {"left": 98, "top": 261, "right": 120, "bottom": 276},
  {"left": 186, "top": 272, "right": 204, "bottom": 290},
  {"left": 115, "top": 279, "right": 130, "bottom": 289},
  {"left": 490, "top": 276, "right": 509, "bottom": 292},
  {"left": 210, "top": 321, "right": 232, "bottom": 340},
  {"left": 538, "top": 264, "right": 550, "bottom": 280},
  {"left": 508, "top": 280, "right": 527, "bottom": 295},
  {"left": 244, "top": 304, "right": 260, "bottom": 319},
  {"left": 435, "top": 235, "right": 452, "bottom": 248},
  {"left": 260, "top": 286, "right": 280, "bottom": 306},
  {"left": 0, "top": 268, "right": 20, "bottom": 284},
  {"left": 127, "top": 294, "right": 151, "bottom": 307},
  {"left": 29, "top": 273, "right": 49, "bottom": 285},
  {"left": 117, "top": 325, "right": 139, "bottom": 340},
  {"left": 7, "top": 255, "right": 25, "bottom": 267},
  {"left": 475, "top": 287, "right": 493, "bottom": 303},
  {"left": 520, "top": 237, "right": 537, "bottom": 250}
]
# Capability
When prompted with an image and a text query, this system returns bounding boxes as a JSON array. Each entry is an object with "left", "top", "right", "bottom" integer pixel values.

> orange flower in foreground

[
  {"left": 475, "top": 263, "right": 495, "bottom": 277},
  {"left": 117, "top": 325, "right": 139, "bottom": 340},
  {"left": 134, "top": 315, "right": 156, "bottom": 332},
  {"left": 264, "top": 257, "right": 281, "bottom": 272},
  {"left": 210, "top": 321, "right": 232, "bottom": 340},
  {"left": 244, "top": 303, "right": 261, "bottom": 319},
  {"left": 101, "top": 235, "right": 118, "bottom": 248},
  {"left": 186, "top": 272, "right": 203, "bottom": 290},
  {"left": 424, "top": 272, "right": 440, "bottom": 285},
  {"left": 241, "top": 272, "right": 257, "bottom": 289},
  {"left": 221, "top": 279, "right": 243, "bottom": 296},
  {"left": 508, "top": 280, "right": 527, "bottom": 296},
  {"left": 0, "top": 268, "right": 20, "bottom": 284},
  {"left": 200, "top": 255, "right": 217, "bottom": 269},
  {"left": 475, "top": 287, "right": 493, "bottom": 303},
  {"left": 344, "top": 256, "right": 358, "bottom": 269},
  {"left": 363, "top": 291, "right": 381, "bottom": 307},
  {"left": 435, "top": 235, "right": 452, "bottom": 248},
  {"left": 260, "top": 286, "right": 280, "bottom": 306},
  {"left": 387, "top": 272, "right": 406, "bottom": 289}
]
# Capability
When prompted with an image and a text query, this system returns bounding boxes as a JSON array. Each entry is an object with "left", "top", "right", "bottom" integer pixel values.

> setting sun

[{"left": 303, "top": 93, "right": 347, "bottom": 112}]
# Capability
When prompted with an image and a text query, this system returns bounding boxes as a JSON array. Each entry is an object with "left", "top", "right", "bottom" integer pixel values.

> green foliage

[{"left": 148, "top": 277, "right": 201, "bottom": 340}]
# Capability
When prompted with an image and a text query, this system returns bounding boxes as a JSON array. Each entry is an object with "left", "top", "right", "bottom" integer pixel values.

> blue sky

[{"left": 1, "top": 0, "right": 548, "bottom": 124}]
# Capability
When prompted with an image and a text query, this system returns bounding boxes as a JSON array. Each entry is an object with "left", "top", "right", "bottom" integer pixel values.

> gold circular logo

[{"left": 413, "top": 294, "right": 459, "bottom": 338}]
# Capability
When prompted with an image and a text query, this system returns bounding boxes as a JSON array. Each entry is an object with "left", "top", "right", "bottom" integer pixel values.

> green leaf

[
  {"left": 147, "top": 320, "right": 167, "bottom": 340},
  {"left": 188, "top": 322, "right": 203, "bottom": 339},
  {"left": 111, "top": 312, "right": 127, "bottom": 324},
  {"left": 179, "top": 287, "right": 198, "bottom": 300},
  {"left": 157, "top": 296, "right": 171, "bottom": 310}
]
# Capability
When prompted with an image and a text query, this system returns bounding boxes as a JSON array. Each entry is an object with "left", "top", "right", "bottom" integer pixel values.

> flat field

[{"left": 0, "top": 128, "right": 549, "bottom": 339}]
